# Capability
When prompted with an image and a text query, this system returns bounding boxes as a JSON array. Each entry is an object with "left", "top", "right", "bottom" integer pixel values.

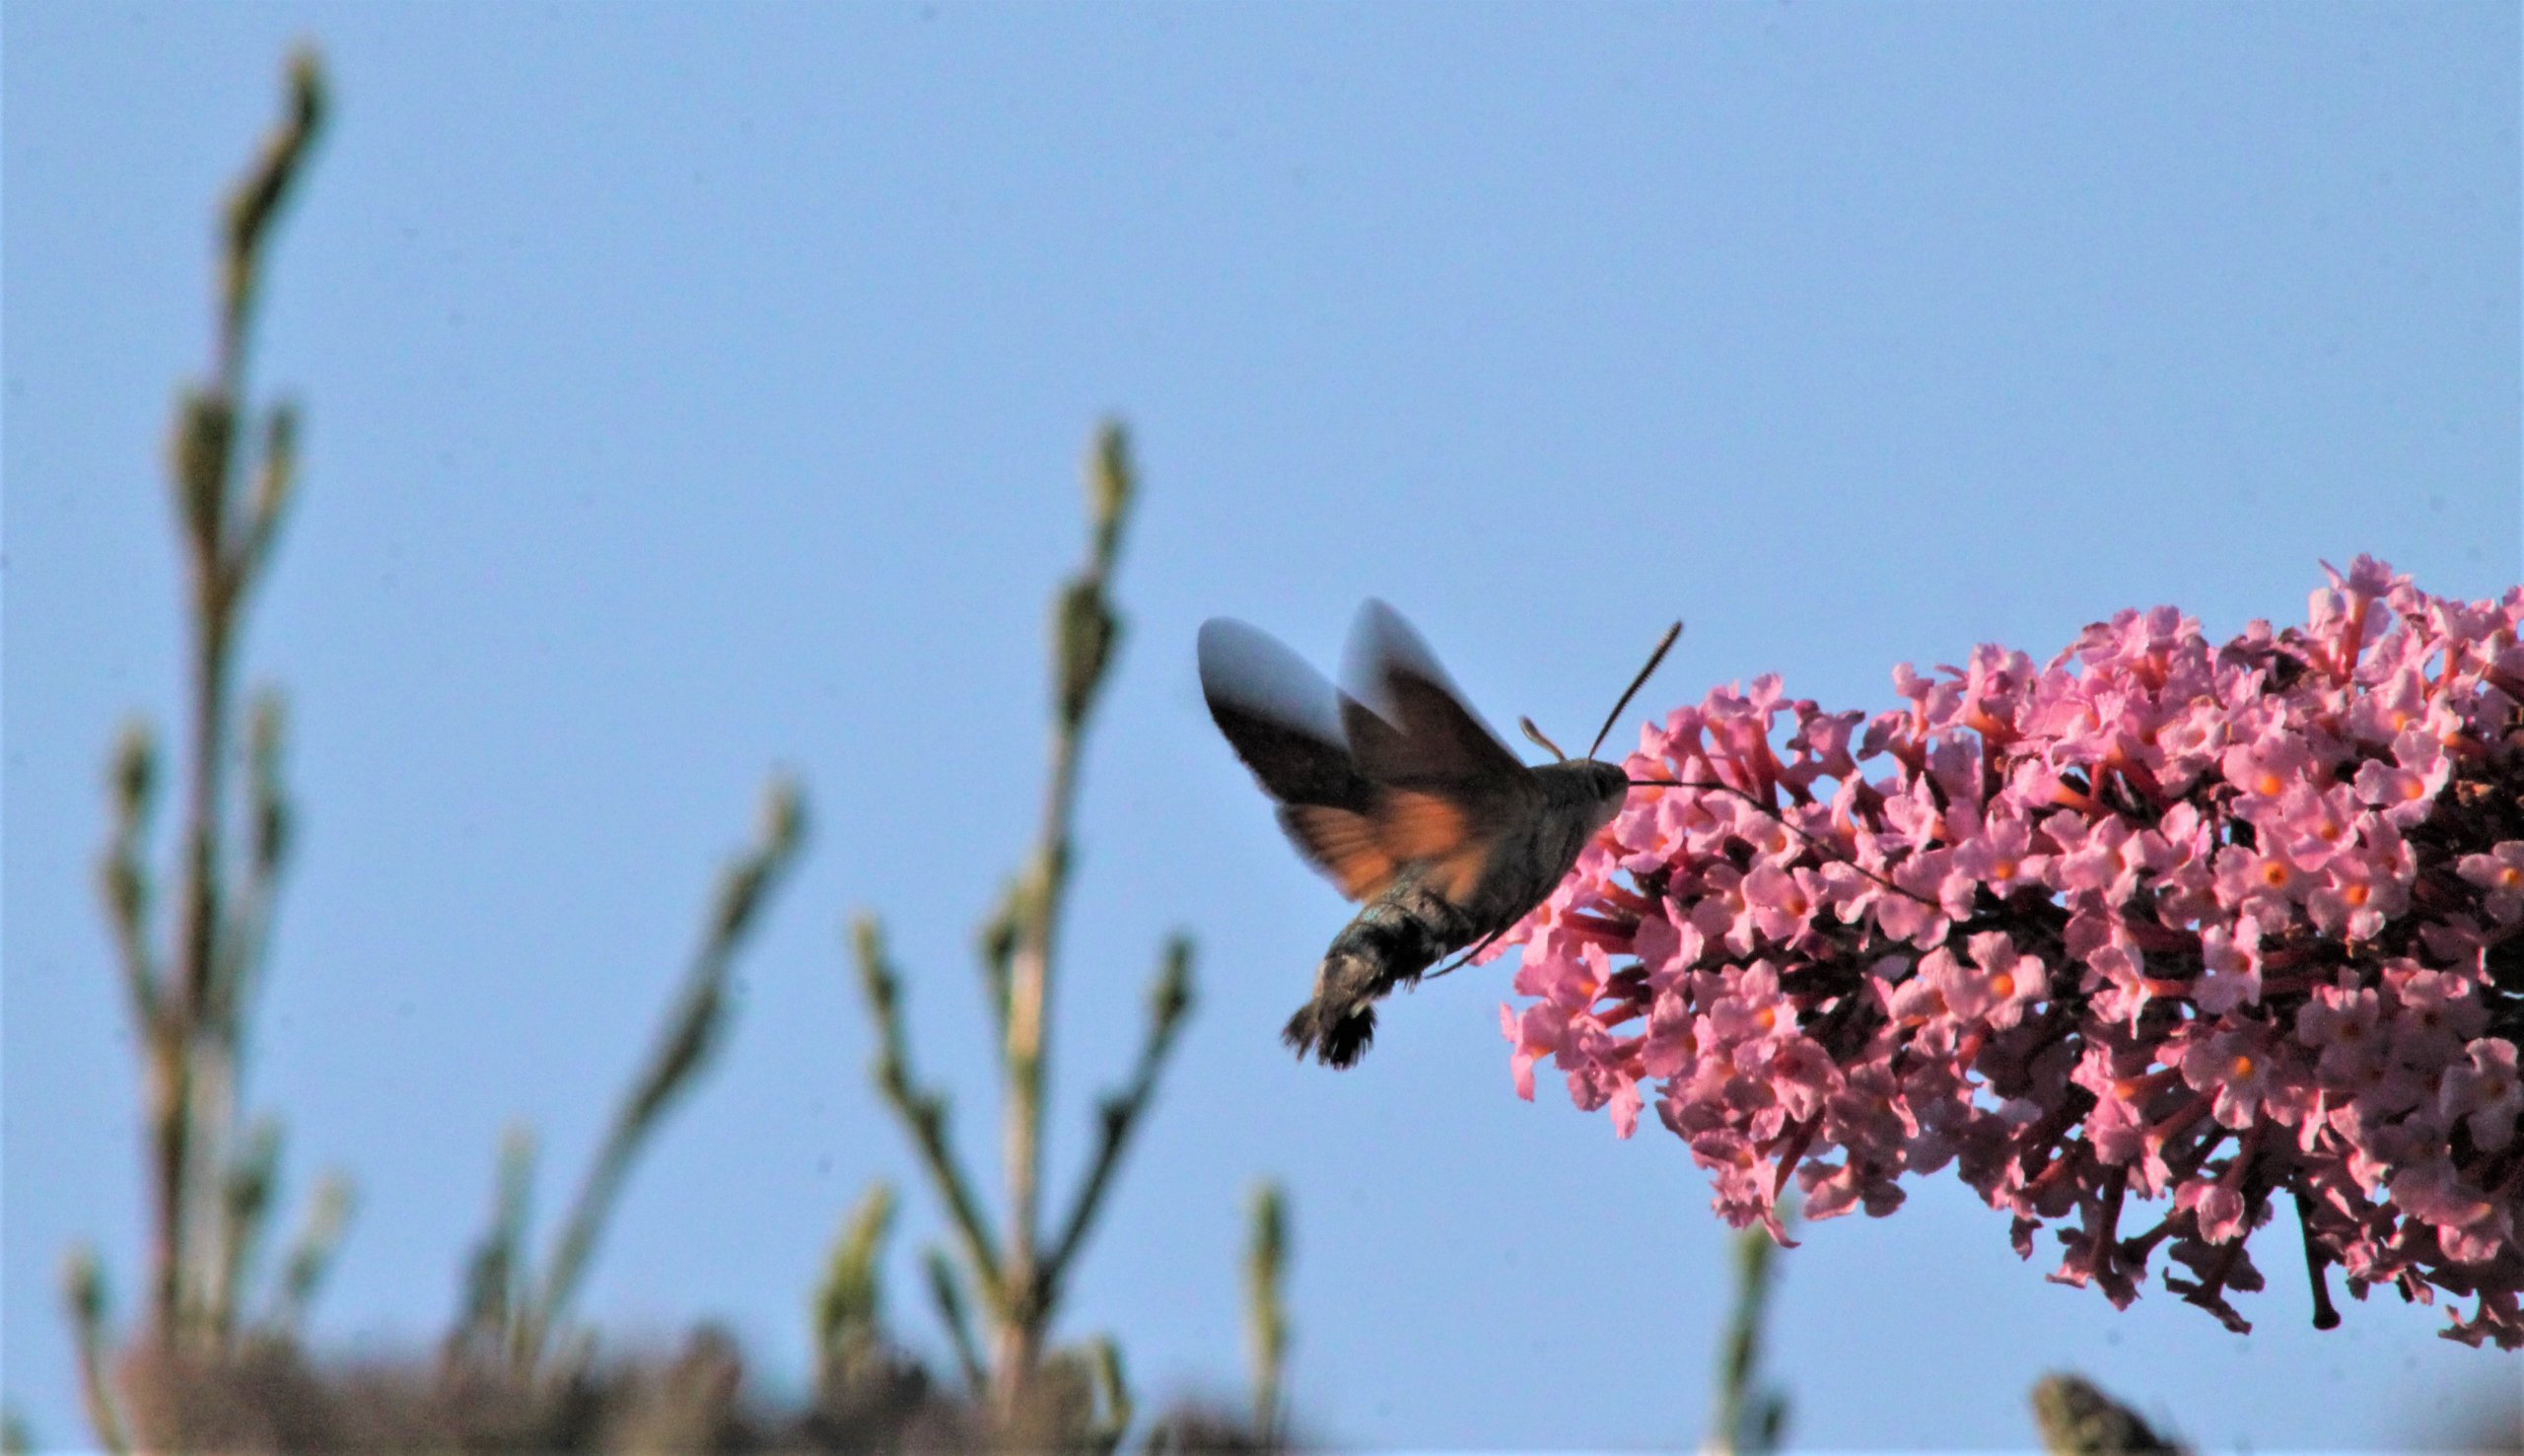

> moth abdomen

[{"left": 1283, "top": 872, "right": 1480, "bottom": 1069}]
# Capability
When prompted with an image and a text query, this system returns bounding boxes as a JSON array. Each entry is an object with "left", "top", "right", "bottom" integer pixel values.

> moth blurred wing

[
  {"left": 1199, "top": 618, "right": 1371, "bottom": 810},
  {"left": 1337, "top": 601, "right": 1532, "bottom": 901},
  {"left": 1341, "top": 599, "right": 1527, "bottom": 789},
  {"left": 1202, "top": 607, "right": 1534, "bottom": 909},
  {"left": 1277, "top": 804, "right": 1397, "bottom": 900},
  {"left": 1200, "top": 618, "right": 1396, "bottom": 900},
  {"left": 1376, "top": 787, "right": 1496, "bottom": 901}
]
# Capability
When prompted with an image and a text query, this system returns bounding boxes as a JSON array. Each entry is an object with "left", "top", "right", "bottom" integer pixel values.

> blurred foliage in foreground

[{"left": 48, "top": 49, "right": 1285, "bottom": 1455}]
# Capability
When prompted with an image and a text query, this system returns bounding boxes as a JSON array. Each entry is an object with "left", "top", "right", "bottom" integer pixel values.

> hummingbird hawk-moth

[{"left": 1198, "top": 601, "right": 1680, "bottom": 1068}]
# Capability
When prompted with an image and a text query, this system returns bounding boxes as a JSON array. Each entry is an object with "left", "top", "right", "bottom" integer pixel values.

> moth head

[
  {"left": 1578, "top": 756, "right": 1632, "bottom": 829},
  {"left": 1516, "top": 617, "right": 1688, "bottom": 832},
  {"left": 1520, "top": 726, "right": 1648, "bottom": 832}
]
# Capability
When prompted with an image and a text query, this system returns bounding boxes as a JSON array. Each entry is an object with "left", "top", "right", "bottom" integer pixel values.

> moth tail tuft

[{"left": 1284, "top": 999, "right": 1375, "bottom": 1070}]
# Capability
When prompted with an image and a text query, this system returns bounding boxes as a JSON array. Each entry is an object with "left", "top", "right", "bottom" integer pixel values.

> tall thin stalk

[
  {"left": 1706, "top": 1215, "right": 1791, "bottom": 1456},
  {"left": 508, "top": 779, "right": 807, "bottom": 1368},
  {"left": 1245, "top": 1183, "right": 1292, "bottom": 1444},
  {"left": 852, "top": 423, "right": 1197, "bottom": 1434},
  {"left": 117, "top": 44, "right": 327, "bottom": 1353}
]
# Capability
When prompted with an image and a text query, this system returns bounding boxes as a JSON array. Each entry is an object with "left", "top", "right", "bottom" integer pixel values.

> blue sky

[{"left": 6, "top": 3, "right": 2518, "bottom": 1448}]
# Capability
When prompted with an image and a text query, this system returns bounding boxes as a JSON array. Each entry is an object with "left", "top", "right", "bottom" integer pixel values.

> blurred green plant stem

[
  {"left": 67, "top": 50, "right": 813, "bottom": 1452},
  {"left": 845, "top": 422, "right": 1208, "bottom": 1445},
  {"left": 83, "top": 45, "right": 332, "bottom": 1383}
]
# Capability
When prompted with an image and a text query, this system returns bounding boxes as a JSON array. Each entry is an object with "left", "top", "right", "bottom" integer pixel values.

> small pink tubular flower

[
  {"left": 1503, "top": 560, "right": 2524, "bottom": 1348},
  {"left": 2439, "top": 1038, "right": 2521, "bottom": 1151},
  {"left": 1923, "top": 932, "right": 2047, "bottom": 1031},
  {"left": 2176, "top": 1022, "right": 2289, "bottom": 1130},
  {"left": 2194, "top": 917, "right": 2265, "bottom": 1016},
  {"left": 1952, "top": 811, "right": 2051, "bottom": 900},
  {"left": 2459, "top": 843, "right": 2524, "bottom": 926}
]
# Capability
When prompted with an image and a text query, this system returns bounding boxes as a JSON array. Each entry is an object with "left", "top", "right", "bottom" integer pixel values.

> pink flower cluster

[{"left": 1501, "top": 559, "right": 2524, "bottom": 1347}]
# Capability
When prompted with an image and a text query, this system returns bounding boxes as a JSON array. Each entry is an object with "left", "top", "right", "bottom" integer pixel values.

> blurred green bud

[
  {"left": 761, "top": 773, "right": 806, "bottom": 858},
  {"left": 109, "top": 720, "right": 158, "bottom": 828},
  {"left": 173, "top": 390, "right": 235, "bottom": 555},
  {"left": 813, "top": 1182, "right": 896, "bottom": 1360},
  {"left": 1151, "top": 935, "right": 1195, "bottom": 1039},
  {"left": 248, "top": 693, "right": 292, "bottom": 875},
  {"left": 62, "top": 1246, "right": 108, "bottom": 1332},
  {"left": 224, "top": 47, "right": 328, "bottom": 297},
  {"left": 1087, "top": 420, "right": 1134, "bottom": 549},
  {"left": 851, "top": 915, "right": 898, "bottom": 1021},
  {"left": 225, "top": 1118, "right": 283, "bottom": 1229},
  {"left": 245, "top": 403, "right": 299, "bottom": 568},
  {"left": 1056, "top": 579, "right": 1119, "bottom": 729},
  {"left": 2032, "top": 1373, "right": 2184, "bottom": 1456}
]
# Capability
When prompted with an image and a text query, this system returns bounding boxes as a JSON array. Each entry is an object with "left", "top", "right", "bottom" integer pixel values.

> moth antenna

[
  {"left": 1586, "top": 620, "right": 1684, "bottom": 759},
  {"left": 1518, "top": 715, "right": 1569, "bottom": 761}
]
